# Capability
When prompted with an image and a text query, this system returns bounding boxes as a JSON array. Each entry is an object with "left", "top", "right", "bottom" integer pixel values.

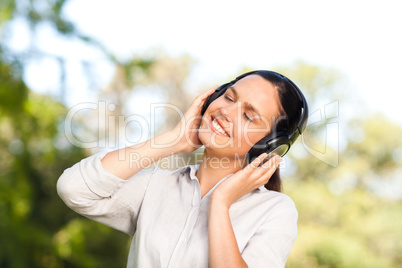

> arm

[
  {"left": 57, "top": 152, "right": 149, "bottom": 235},
  {"left": 101, "top": 131, "right": 183, "bottom": 180},
  {"left": 57, "top": 135, "right": 184, "bottom": 235},
  {"left": 241, "top": 206, "right": 298, "bottom": 267},
  {"left": 208, "top": 198, "right": 248, "bottom": 268},
  {"left": 208, "top": 153, "right": 282, "bottom": 268},
  {"left": 57, "top": 87, "right": 217, "bottom": 233}
]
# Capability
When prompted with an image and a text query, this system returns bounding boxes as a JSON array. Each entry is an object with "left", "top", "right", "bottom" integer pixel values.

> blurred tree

[
  {"left": 285, "top": 177, "right": 402, "bottom": 268},
  {"left": 0, "top": 0, "right": 153, "bottom": 102},
  {"left": 0, "top": 57, "right": 131, "bottom": 267},
  {"left": 271, "top": 62, "right": 402, "bottom": 267},
  {"left": 341, "top": 113, "right": 402, "bottom": 195},
  {"left": 0, "top": 0, "right": 152, "bottom": 267},
  {"left": 142, "top": 52, "right": 200, "bottom": 167},
  {"left": 134, "top": 51, "right": 197, "bottom": 133}
]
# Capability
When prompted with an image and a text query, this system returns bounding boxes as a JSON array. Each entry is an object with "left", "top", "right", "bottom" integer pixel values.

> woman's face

[{"left": 199, "top": 74, "right": 282, "bottom": 161}]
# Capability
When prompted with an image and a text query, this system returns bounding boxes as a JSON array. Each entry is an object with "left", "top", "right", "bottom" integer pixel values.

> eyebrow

[{"left": 227, "top": 86, "right": 262, "bottom": 120}]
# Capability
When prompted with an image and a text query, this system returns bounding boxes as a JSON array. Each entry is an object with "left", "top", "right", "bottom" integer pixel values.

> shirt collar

[
  {"left": 258, "top": 185, "right": 269, "bottom": 191},
  {"left": 171, "top": 165, "right": 269, "bottom": 192},
  {"left": 170, "top": 164, "right": 201, "bottom": 179}
]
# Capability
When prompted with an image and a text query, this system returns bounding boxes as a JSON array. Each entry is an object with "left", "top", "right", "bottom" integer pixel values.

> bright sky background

[{"left": 12, "top": 0, "right": 402, "bottom": 127}]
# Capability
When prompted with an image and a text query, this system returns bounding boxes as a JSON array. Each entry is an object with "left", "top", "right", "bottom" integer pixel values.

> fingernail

[{"left": 275, "top": 155, "right": 282, "bottom": 162}]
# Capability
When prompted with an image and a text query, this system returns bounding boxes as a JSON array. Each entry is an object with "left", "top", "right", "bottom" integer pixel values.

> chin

[
  {"left": 198, "top": 132, "right": 212, "bottom": 148},
  {"left": 200, "top": 137, "right": 247, "bottom": 158}
]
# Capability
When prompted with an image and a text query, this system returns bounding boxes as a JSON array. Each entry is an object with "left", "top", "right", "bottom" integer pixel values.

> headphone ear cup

[
  {"left": 246, "top": 134, "right": 291, "bottom": 164},
  {"left": 201, "top": 83, "right": 231, "bottom": 116}
]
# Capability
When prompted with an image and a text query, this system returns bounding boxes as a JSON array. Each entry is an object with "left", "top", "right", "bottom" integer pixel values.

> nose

[
  {"left": 220, "top": 107, "right": 230, "bottom": 122},
  {"left": 219, "top": 102, "right": 239, "bottom": 123}
]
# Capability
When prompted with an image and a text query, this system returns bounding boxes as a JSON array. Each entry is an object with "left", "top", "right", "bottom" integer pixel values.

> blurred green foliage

[
  {"left": 275, "top": 62, "right": 402, "bottom": 268},
  {"left": 0, "top": 0, "right": 134, "bottom": 267},
  {"left": 0, "top": 56, "right": 131, "bottom": 267},
  {"left": 286, "top": 179, "right": 402, "bottom": 268}
]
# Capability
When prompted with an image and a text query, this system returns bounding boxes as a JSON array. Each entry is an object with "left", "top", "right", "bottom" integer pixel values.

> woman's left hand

[{"left": 210, "top": 153, "right": 282, "bottom": 208}]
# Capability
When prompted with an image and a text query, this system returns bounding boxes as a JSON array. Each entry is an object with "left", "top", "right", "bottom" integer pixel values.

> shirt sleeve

[
  {"left": 57, "top": 152, "right": 153, "bottom": 236},
  {"left": 241, "top": 196, "right": 298, "bottom": 268}
]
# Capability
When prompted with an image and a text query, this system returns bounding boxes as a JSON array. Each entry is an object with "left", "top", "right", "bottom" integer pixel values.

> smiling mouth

[{"left": 210, "top": 116, "right": 230, "bottom": 137}]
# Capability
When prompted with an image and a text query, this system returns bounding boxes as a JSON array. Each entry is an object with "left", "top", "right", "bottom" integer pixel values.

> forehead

[{"left": 232, "top": 75, "right": 281, "bottom": 118}]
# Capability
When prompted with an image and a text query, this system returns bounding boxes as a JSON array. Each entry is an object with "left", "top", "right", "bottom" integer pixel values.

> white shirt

[{"left": 57, "top": 152, "right": 298, "bottom": 268}]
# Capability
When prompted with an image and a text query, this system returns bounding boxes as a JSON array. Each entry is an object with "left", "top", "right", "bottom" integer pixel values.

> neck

[{"left": 195, "top": 149, "right": 245, "bottom": 199}]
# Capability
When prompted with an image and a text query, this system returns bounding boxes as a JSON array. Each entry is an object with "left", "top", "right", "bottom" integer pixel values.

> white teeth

[{"left": 212, "top": 119, "right": 229, "bottom": 137}]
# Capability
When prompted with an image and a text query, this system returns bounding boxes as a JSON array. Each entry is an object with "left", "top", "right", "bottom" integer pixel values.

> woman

[{"left": 57, "top": 70, "right": 308, "bottom": 268}]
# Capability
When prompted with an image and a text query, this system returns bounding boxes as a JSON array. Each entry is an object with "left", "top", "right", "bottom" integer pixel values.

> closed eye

[
  {"left": 224, "top": 94, "right": 253, "bottom": 122},
  {"left": 244, "top": 113, "right": 253, "bottom": 122},
  {"left": 224, "top": 94, "right": 233, "bottom": 102}
]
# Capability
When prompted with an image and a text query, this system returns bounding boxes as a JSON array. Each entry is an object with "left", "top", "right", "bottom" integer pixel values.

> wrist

[
  {"left": 209, "top": 193, "right": 231, "bottom": 211},
  {"left": 154, "top": 131, "right": 186, "bottom": 154},
  {"left": 165, "top": 127, "right": 200, "bottom": 154}
]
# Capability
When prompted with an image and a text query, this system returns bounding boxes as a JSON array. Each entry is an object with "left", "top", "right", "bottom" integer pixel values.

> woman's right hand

[
  {"left": 170, "top": 86, "right": 218, "bottom": 153},
  {"left": 100, "top": 86, "right": 217, "bottom": 180}
]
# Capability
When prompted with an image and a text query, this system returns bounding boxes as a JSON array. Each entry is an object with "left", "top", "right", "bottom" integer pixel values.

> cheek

[{"left": 240, "top": 125, "right": 268, "bottom": 147}]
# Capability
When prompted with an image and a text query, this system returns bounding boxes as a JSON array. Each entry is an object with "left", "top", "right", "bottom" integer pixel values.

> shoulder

[
  {"left": 246, "top": 190, "right": 298, "bottom": 220},
  {"left": 135, "top": 164, "right": 192, "bottom": 185},
  {"left": 266, "top": 190, "right": 297, "bottom": 210},
  {"left": 254, "top": 188, "right": 296, "bottom": 208},
  {"left": 147, "top": 164, "right": 190, "bottom": 178},
  {"left": 130, "top": 164, "right": 176, "bottom": 178},
  {"left": 241, "top": 191, "right": 298, "bottom": 267},
  {"left": 251, "top": 191, "right": 298, "bottom": 238}
]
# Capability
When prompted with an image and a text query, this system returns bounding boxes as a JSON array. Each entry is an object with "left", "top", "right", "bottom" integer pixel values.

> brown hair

[{"left": 266, "top": 168, "right": 282, "bottom": 192}]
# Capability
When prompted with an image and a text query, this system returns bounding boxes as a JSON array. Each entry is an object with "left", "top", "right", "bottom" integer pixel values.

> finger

[
  {"left": 193, "top": 86, "right": 219, "bottom": 106},
  {"left": 244, "top": 153, "right": 268, "bottom": 172},
  {"left": 184, "top": 86, "right": 219, "bottom": 120},
  {"left": 260, "top": 157, "right": 281, "bottom": 181},
  {"left": 183, "top": 86, "right": 215, "bottom": 112},
  {"left": 249, "top": 154, "right": 280, "bottom": 177},
  {"left": 253, "top": 155, "right": 281, "bottom": 185},
  {"left": 200, "top": 85, "right": 219, "bottom": 98},
  {"left": 261, "top": 154, "right": 281, "bottom": 169}
]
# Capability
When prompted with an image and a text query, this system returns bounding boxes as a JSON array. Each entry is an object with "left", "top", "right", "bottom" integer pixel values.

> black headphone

[{"left": 201, "top": 70, "right": 309, "bottom": 164}]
